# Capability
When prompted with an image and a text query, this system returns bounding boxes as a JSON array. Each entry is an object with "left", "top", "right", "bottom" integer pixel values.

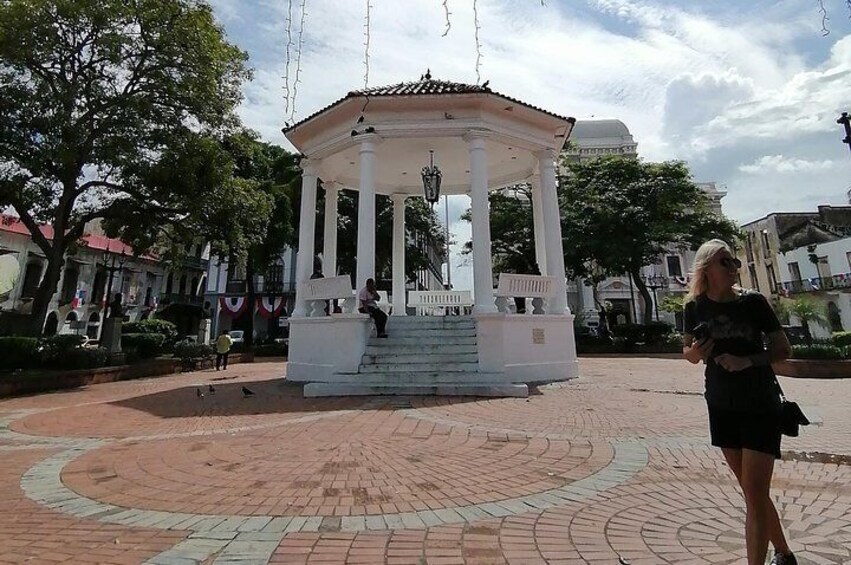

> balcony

[
  {"left": 777, "top": 274, "right": 851, "bottom": 295},
  {"left": 181, "top": 255, "right": 209, "bottom": 271},
  {"left": 255, "top": 280, "right": 296, "bottom": 295}
]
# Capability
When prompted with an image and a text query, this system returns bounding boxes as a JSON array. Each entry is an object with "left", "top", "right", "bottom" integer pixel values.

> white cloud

[{"left": 739, "top": 155, "right": 839, "bottom": 174}]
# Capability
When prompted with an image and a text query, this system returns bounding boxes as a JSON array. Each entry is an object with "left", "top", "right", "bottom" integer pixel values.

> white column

[
  {"left": 323, "top": 182, "right": 339, "bottom": 277},
  {"left": 292, "top": 159, "right": 320, "bottom": 318},
  {"left": 465, "top": 131, "right": 498, "bottom": 314},
  {"left": 530, "top": 176, "right": 547, "bottom": 275},
  {"left": 537, "top": 150, "right": 569, "bottom": 314},
  {"left": 391, "top": 194, "right": 407, "bottom": 316},
  {"left": 356, "top": 134, "right": 380, "bottom": 289}
]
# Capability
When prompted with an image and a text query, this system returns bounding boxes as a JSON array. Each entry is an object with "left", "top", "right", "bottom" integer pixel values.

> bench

[
  {"left": 299, "top": 275, "right": 357, "bottom": 316},
  {"left": 408, "top": 290, "right": 473, "bottom": 316},
  {"left": 494, "top": 273, "right": 558, "bottom": 314}
]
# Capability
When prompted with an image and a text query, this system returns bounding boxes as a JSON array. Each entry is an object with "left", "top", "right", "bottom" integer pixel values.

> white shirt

[{"left": 358, "top": 287, "right": 378, "bottom": 309}]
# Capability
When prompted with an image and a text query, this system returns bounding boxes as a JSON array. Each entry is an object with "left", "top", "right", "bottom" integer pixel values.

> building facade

[
  {"left": 0, "top": 216, "right": 208, "bottom": 338},
  {"left": 737, "top": 205, "right": 851, "bottom": 337},
  {"left": 565, "top": 120, "right": 728, "bottom": 331}
]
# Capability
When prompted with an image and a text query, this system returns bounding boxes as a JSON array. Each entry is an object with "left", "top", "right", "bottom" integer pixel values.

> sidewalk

[{"left": 0, "top": 358, "right": 848, "bottom": 564}]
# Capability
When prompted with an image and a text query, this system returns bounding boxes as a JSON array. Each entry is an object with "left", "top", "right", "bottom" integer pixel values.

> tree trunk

[
  {"left": 244, "top": 255, "right": 256, "bottom": 351},
  {"left": 802, "top": 321, "right": 812, "bottom": 346},
  {"left": 26, "top": 248, "right": 65, "bottom": 337},
  {"left": 630, "top": 269, "right": 654, "bottom": 324}
]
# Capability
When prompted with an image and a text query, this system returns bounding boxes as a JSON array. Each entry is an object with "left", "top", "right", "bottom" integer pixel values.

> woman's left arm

[{"left": 747, "top": 330, "right": 792, "bottom": 366}]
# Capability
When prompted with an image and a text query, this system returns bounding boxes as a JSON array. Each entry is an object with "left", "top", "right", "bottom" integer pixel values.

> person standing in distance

[
  {"left": 215, "top": 330, "right": 233, "bottom": 371},
  {"left": 683, "top": 239, "right": 795, "bottom": 565}
]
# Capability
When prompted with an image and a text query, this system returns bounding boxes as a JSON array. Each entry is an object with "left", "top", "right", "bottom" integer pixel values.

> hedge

[
  {"left": 831, "top": 331, "right": 851, "bottom": 348},
  {"left": 173, "top": 342, "right": 213, "bottom": 361},
  {"left": 62, "top": 347, "right": 110, "bottom": 370},
  {"left": 253, "top": 343, "right": 288, "bottom": 357},
  {"left": 0, "top": 337, "right": 40, "bottom": 371},
  {"left": 122, "top": 319, "right": 178, "bottom": 344},
  {"left": 121, "top": 333, "right": 166, "bottom": 359},
  {"left": 39, "top": 334, "right": 86, "bottom": 369},
  {"left": 791, "top": 344, "right": 845, "bottom": 360}
]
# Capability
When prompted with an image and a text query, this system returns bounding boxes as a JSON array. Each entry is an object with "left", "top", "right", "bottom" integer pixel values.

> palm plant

[{"left": 775, "top": 297, "right": 828, "bottom": 345}]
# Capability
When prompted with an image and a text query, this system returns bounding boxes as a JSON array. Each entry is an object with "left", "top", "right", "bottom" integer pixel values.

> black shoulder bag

[{"left": 773, "top": 377, "right": 810, "bottom": 437}]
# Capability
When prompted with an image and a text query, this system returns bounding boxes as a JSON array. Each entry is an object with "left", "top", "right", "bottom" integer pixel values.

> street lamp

[
  {"left": 838, "top": 112, "right": 851, "bottom": 155},
  {"left": 643, "top": 274, "right": 667, "bottom": 322},
  {"left": 100, "top": 244, "right": 127, "bottom": 312}
]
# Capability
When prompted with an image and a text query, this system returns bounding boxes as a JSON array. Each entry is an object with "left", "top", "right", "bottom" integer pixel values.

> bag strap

[{"left": 772, "top": 375, "right": 787, "bottom": 402}]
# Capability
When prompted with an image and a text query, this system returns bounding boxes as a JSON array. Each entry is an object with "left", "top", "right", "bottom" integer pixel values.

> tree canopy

[{"left": 0, "top": 0, "right": 253, "bottom": 334}]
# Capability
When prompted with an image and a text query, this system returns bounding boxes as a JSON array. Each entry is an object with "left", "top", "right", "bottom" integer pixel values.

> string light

[
  {"left": 290, "top": 0, "right": 307, "bottom": 122},
  {"left": 442, "top": 0, "right": 451, "bottom": 37},
  {"left": 282, "top": 0, "right": 294, "bottom": 116},
  {"left": 473, "top": 0, "right": 482, "bottom": 84},
  {"left": 363, "top": 0, "right": 372, "bottom": 89}
]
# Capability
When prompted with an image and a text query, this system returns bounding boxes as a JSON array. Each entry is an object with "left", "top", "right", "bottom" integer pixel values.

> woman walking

[{"left": 683, "top": 239, "right": 796, "bottom": 565}]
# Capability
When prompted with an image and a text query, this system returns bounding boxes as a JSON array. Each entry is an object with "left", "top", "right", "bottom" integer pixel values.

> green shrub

[
  {"left": 121, "top": 333, "right": 165, "bottom": 359},
  {"left": 665, "top": 333, "right": 684, "bottom": 347},
  {"left": 791, "top": 344, "right": 843, "bottom": 360},
  {"left": 0, "top": 336, "right": 40, "bottom": 371},
  {"left": 831, "top": 331, "right": 851, "bottom": 348},
  {"left": 643, "top": 322, "right": 674, "bottom": 344},
  {"left": 123, "top": 319, "right": 178, "bottom": 344},
  {"left": 63, "top": 347, "right": 109, "bottom": 370},
  {"left": 610, "top": 323, "right": 643, "bottom": 345},
  {"left": 173, "top": 342, "right": 213, "bottom": 361},
  {"left": 39, "top": 334, "right": 86, "bottom": 368},
  {"left": 253, "top": 343, "right": 288, "bottom": 357}
]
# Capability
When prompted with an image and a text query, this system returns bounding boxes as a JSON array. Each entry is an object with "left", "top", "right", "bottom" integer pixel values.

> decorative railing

[
  {"left": 159, "top": 293, "right": 204, "bottom": 307},
  {"left": 408, "top": 290, "right": 473, "bottom": 315},
  {"left": 777, "top": 274, "right": 851, "bottom": 295}
]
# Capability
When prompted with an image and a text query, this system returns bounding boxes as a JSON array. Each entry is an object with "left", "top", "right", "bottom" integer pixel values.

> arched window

[
  {"left": 86, "top": 312, "right": 100, "bottom": 339},
  {"left": 190, "top": 277, "right": 199, "bottom": 298},
  {"left": 91, "top": 270, "right": 107, "bottom": 305},
  {"left": 60, "top": 267, "right": 79, "bottom": 305},
  {"left": 165, "top": 273, "right": 174, "bottom": 295},
  {"left": 44, "top": 312, "right": 59, "bottom": 336},
  {"left": 179, "top": 274, "right": 187, "bottom": 296},
  {"left": 65, "top": 311, "right": 78, "bottom": 323}
]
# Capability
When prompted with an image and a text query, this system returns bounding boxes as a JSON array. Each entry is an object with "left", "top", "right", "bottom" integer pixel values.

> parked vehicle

[{"left": 228, "top": 330, "right": 244, "bottom": 344}]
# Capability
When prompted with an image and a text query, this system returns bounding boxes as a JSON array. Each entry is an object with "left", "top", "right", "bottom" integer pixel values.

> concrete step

[
  {"left": 304, "top": 383, "right": 528, "bottom": 398},
  {"left": 388, "top": 319, "right": 475, "bottom": 329},
  {"left": 319, "top": 372, "right": 510, "bottom": 384},
  {"left": 359, "top": 362, "right": 480, "bottom": 373},
  {"left": 364, "top": 344, "right": 478, "bottom": 355},
  {"left": 368, "top": 337, "right": 477, "bottom": 346},
  {"left": 385, "top": 329, "right": 476, "bottom": 338},
  {"left": 361, "top": 353, "right": 479, "bottom": 365}
]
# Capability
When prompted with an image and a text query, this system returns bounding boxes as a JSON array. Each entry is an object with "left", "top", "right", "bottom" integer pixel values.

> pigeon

[
  {"left": 196, "top": 388, "right": 203, "bottom": 398},
  {"left": 356, "top": 115, "right": 365, "bottom": 124},
  {"left": 208, "top": 384, "right": 216, "bottom": 394},
  {"left": 481, "top": 80, "right": 490, "bottom": 89},
  {"left": 242, "top": 386, "right": 255, "bottom": 397},
  {"left": 618, "top": 558, "right": 631, "bottom": 565}
]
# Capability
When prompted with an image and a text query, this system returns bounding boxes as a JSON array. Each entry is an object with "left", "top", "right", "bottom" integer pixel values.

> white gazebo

[{"left": 283, "top": 75, "right": 579, "bottom": 397}]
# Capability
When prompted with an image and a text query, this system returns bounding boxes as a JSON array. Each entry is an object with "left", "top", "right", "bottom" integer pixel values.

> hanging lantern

[{"left": 421, "top": 150, "right": 442, "bottom": 206}]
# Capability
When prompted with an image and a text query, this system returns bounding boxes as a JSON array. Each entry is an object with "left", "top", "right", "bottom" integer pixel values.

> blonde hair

[{"left": 686, "top": 239, "right": 733, "bottom": 303}]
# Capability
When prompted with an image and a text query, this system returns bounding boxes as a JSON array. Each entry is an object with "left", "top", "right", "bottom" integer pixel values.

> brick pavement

[{"left": 0, "top": 358, "right": 848, "bottom": 564}]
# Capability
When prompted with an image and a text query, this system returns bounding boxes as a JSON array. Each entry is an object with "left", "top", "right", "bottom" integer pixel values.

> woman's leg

[
  {"left": 723, "top": 448, "right": 790, "bottom": 557},
  {"left": 740, "top": 448, "right": 785, "bottom": 564}
]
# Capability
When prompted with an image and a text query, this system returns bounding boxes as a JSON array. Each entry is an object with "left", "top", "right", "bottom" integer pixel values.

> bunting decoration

[
  {"left": 220, "top": 296, "right": 249, "bottom": 317},
  {"left": 257, "top": 296, "right": 286, "bottom": 319}
]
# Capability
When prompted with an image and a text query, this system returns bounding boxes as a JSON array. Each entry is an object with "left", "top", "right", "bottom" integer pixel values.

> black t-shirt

[{"left": 683, "top": 291, "right": 782, "bottom": 413}]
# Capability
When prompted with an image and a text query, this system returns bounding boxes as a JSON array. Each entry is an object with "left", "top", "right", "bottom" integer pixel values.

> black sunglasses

[{"left": 719, "top": 257, "right": 742, "bottom": 269}]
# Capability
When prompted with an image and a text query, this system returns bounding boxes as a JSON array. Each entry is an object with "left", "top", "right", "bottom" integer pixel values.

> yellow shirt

[{"left": 216, "top": 334, "right": 233, "bottom": 354}]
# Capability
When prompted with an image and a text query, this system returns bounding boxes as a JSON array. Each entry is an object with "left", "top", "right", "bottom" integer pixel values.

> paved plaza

[{"left": 0, "top": 358, "right": 849, "bottom": 564}]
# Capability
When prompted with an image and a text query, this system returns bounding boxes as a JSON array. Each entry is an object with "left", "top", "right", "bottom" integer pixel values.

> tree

[
  {"left": 775, "top": 297, "right": 828, "bottom": 346},
  {"left": 328, "top": 194, "right": 447, "bottom": 289},
  {"left": 0, "top": 0, "right": 251, "bottom": 335},
  {"left": 217, "top": 132, "right": 299, "bottom": 350},
  {"left": 460, "top": 186, "right": 538, "bottom": 274},
  {"left": 560, "top": 157, "right": 741, "bottom": 323}
]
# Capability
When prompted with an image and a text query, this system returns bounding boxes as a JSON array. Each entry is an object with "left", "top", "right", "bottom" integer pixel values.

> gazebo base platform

[
  {"left": 286, "top": 313, "right": 578, "bottom": 398},
  {"left": 304, "top": 382, "right": 529, "bottom": 398}
]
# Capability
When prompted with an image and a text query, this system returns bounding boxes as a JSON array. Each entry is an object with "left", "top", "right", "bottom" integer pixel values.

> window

[
  {"left": 766, "top": 264, "right": 777, "bottom": 294},
  {"left": 748, "top": 265, "right": 760, "bottom": 292},
  {"left": 178, "top": 274, "right": 187, "bottom": 296},
  {"left": 165, "top": 273, "right": 174, "bottom": 294},
  {"left": 761, "top": 230, "right": 771, "bottom": 257},
  {"left": 91, "top": 270, "right": 107, "bottom": 305},
  {"left": 666, "top": 255, "right": 683, "bottom": 277},
  {"left": 21, "top": 262, "right": 42, "bottom": 299},
  {"left": 817, "top": 256, "right": 831, "bottom": 281},
  {"left": 190, "top": 277, "right": 199, "bottom": 298},
  {"left": 60, "top": 267, "right": 79, "bottom": 305},
  {"left": 788, "top": 262, "right": 802, "bottom": 282}
]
